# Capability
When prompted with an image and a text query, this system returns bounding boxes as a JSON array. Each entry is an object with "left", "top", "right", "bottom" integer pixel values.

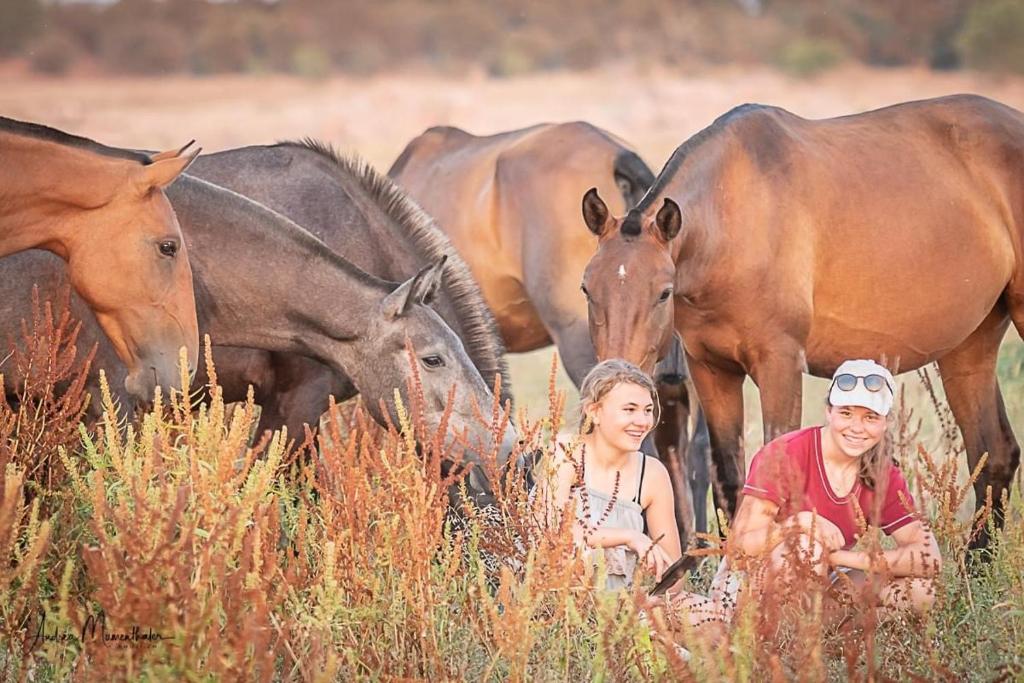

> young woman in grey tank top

[{"left": 544, "top": 360, "right": 682, "bottom": 590}]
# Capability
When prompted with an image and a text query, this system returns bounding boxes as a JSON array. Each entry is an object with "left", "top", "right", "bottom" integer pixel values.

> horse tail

[{"left": 613, "top": 149, "right": 655, "bottom": 210}]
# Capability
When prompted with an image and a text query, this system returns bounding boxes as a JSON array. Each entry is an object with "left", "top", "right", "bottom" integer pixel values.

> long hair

[{"left": 577, "top": 359, "right": 661, "bottom": 434}]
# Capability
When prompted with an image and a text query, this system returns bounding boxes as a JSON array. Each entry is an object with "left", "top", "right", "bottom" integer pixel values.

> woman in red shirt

[{"left": 663, "top": 359, "right": 941, "bottom": 637}]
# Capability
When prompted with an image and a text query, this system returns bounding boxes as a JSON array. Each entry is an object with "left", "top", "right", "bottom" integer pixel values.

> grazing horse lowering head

[
  {"left": 0, "top": 118, "right": 201, "bottom": 402},
  {"left": 361, "top": 257, "right": 518, "bottom": 505},
  {"left": 73, "top": 146, "right": 201, "bottom": 401},
  {"left": 580, "top": 187, "right": 678, "bottom": 374}
]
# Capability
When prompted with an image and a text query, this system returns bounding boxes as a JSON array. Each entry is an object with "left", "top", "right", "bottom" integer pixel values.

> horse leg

[
  {"left": 749, "top": 347, "right": 805, "bottom": 443},
  {"left": 259, "top": 353, "right": 354, "bottom": 443},
  {"left": 935, "top": 311, "right": 1019, "bottom": 551},
  {"left": 653, "top": 374, "right": 696, "bottom": 549},
  {"left": 690, "top": 401, "right": 712, "bottom": 534},
  {"left": 685, "top": 353, "right": 746, "bottom": 521},
  {"left": 652, "top": 334, "right": 696, "bottom": 544}
]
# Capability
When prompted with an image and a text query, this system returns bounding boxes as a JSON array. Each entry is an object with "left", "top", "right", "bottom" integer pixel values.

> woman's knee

[
  {"left": 770, "top": 527, "right": 829, "bottom": 576},
  {"left": 905, "top": 578, "right": 938, "bottom": 615},
  {"left": 884, "top": 577, "right": 937, "bottom": 616}
]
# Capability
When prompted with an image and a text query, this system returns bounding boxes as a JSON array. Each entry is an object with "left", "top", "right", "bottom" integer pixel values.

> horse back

[{"left": 390, "top": 122, "right": 654, "bottom": 347}]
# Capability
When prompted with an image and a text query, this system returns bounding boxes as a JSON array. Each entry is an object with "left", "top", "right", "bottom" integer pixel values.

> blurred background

[
  {"left": 4, "top": 0, "right": 1023, "bottom": 80},
  {"left": 2, "top": 0, "right": 1023, "bottom": 449}
]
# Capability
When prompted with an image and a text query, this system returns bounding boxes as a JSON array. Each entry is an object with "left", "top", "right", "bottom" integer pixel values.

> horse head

[{"left": 579, "top": 187, "right": 679, "bottom": 374}]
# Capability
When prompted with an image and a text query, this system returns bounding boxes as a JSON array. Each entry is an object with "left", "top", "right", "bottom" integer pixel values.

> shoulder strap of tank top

[{"left": 634, "top": 452, "right": 647, "bottom": 505}]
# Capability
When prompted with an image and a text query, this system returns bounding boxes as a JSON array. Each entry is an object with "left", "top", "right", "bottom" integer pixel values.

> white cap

[{"left": 828, "top": 359, "right": 896, "bottom": 416}]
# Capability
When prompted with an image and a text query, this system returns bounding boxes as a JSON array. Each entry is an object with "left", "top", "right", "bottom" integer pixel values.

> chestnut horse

[
  {"left": 581, "top": 95, "right": 1024, "bottom": 548},
  {"left": 0, "top": 117, "right": 200, "bottom": 400},
  {"left": 389, "top": 122, "right": 712, "bottom": 543}
]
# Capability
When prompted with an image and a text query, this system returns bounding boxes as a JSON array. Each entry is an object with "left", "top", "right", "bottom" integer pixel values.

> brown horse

[
  {"left": 389, "top": 122, "right": 712, "bottom": 542},
  {"left": 581, "top": 95, "right": 1024, "bottom": 548},
  {"left": 0, "top": 117, "right": 200, "bottom": 400},
  {"left": 389, "top": 122, "right": 652, "bottom": 382}
]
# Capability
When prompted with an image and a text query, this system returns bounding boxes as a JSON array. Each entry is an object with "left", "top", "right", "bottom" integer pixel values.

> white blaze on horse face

[{"left": 617, "top": 264, "right": 627, "bottom": 285}]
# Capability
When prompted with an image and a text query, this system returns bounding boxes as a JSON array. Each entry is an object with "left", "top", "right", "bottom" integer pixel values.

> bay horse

[
  {"left": 0, "top": 117, "right": 200, "bottom": 401},
  {"left": 1, "top": 173, "right": 516, "bottom": 504},
  {"left": 581, "top": 95, "right": 1024, "bottom": 549},
  {"left": 388, "top": 122, "right": 711, "bottom": 543}
]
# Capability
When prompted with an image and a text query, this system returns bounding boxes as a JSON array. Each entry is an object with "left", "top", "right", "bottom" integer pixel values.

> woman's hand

[
  {"left": 789, "top": 511, "right": 845, "bottom": 551},
  {"left": 629, "top": 530, "right": 672, "bottom": 581},
  {"left": 827, "top": 549, "right": 868, "bottom": 571}
]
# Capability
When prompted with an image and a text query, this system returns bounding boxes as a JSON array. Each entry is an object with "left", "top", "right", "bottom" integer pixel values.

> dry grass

[{"left": 0, "top": 295, "right": 1021, "bottom": 681}]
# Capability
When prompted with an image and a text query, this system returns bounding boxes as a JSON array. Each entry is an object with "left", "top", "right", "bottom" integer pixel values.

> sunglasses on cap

[{"left": 830, "top": 373, "right": 894, "bottom": 395}]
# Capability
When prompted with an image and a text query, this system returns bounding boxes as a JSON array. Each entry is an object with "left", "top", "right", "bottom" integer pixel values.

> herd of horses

[{"left": 2, "top": 92, "right": 1023, "bottom": 549}]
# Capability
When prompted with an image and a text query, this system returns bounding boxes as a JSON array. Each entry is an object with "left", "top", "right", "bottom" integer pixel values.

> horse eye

[
  {"left": 158, "top": 240, "right": 178, "bottom": 258},
  {"left": 422, "top": 355, "right": 445, "bottom": 369},
  {"left": 580, "top": 284, "right": 590, "bottom": 300},
  {"left": 657, "top": 287, "right": 673, "bottom": 303}
]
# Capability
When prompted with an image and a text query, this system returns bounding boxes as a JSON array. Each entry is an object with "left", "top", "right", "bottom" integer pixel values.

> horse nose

[
  {"left": 637, "top": 348, "right": 658, "bottom": 374},
  {"left": 123, "top": 366, "right": 155, "bottom": 405}
]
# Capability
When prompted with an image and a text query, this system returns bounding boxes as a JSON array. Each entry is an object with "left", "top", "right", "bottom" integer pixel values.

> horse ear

[
  {"left": 382, "top": 256, "right": 446, "bottom": 319},
  {"left": 382, "top": 278, "right": 416, "bottom": 319},
  {"left": 582, "top": 187, "right": 610, "bottom": 237},
  {"left": 149, "top": 140, "right": 196, "bottom": 162},
  {"left": 413, "top": 255, "right": 446, "bottom": 307},
  {"left": 655, "top": 197, "right": 682, "bottom": 241},
  {"left": 137, "top": 147, "right": 201, "bottom": 192}
]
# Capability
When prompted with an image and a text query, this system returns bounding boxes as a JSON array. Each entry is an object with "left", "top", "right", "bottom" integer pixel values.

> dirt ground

[{"left": 4, "top": 64, "right": 1023, "bottom": 440}]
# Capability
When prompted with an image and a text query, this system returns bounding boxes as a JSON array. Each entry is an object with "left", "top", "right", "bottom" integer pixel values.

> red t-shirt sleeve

[
  {"left": 742, "top": 438, "right": 791, "bottom": 507},
  {"left": 877, "top": 465, "right": 917, "bottom": 535}
]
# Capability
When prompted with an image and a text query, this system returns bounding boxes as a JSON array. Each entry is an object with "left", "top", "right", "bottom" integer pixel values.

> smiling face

[
  {"left": 823, "top": 404, "right": 887, "bottom": 459},
  {"left": 586, "top": 381, "right": 656, "bottom": 454}
]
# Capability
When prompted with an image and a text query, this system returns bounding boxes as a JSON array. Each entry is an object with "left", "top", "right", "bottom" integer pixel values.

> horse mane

[
  {"left": 637, "top": 103, "right": 770, "bottom": 212},
  {"left": 0, "top": 116, "right": 151, "bottom": 164},
  {"left": 279, "top": 138, "right": 513, "bottom": 401}
]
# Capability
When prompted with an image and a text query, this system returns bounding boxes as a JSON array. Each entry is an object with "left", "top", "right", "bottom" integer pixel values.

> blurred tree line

[{"left": 3, "top": 0, "right": 1023, "bottom": 78}]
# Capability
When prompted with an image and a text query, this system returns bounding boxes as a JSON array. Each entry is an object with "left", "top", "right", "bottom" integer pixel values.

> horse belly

[
  {"left": 804, "top": 287, "right": 1006, "bottom": 375},
  {"left": 489, "top": 279, "right": 551, "bottom": 351},
  {"left": 802, "top": 196, "right": 1015, "bottom": 374}
]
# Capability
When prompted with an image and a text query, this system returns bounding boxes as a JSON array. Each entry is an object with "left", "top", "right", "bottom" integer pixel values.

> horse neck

[
  {"left": 0, "top": 132, "right": 122, "bottom": 259},
  {"left": 171, "top": 177, "right": 386, "bottom": 365},
  {"left": 657, "top": 157, "right": 724, "bottom": 279}
]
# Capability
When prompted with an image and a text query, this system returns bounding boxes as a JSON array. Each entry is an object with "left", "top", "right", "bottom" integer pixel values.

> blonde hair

[{"left": 577, "top": 359, "right": 661, "bottom": 434}]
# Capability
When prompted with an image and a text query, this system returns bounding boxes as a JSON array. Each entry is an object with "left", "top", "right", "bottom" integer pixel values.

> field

[
  {"left": 2, "top": 66, "right": 1024, "bottom": 679},
  {"left": 4, "top": 63, "right": 1023, "bottom": 429}
]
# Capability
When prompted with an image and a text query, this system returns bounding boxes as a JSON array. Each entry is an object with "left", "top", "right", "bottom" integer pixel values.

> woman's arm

[
  {"left": 640, "top": 457, "right": 683, "bottom": 563},
  {"left": 726, "top": 495, "right": 784, "bottom": 556},
  {"left": 584, "top": 527, "right": 647, "bottom": 549},
  {"left": 533, "top": 446, "right": 579, "bottom": 520},
  {"left": 829, "top": 521, "right": 942, "bottom": 577}
]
